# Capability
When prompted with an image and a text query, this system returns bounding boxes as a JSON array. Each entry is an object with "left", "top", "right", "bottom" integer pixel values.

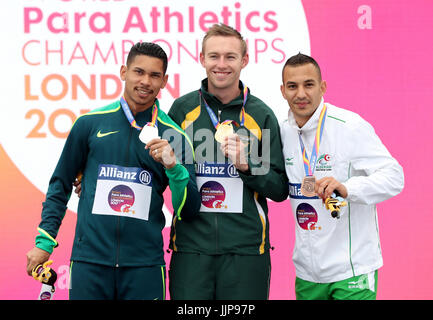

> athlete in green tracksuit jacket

[
  {"left": 168, "top": 78, "right": 289, "bottom": 299},
  {"left": 37, "top": 100, "right": 198, "bottom": 265},
  {"left": 26, "top": 42, "right": 201, "bottom": 300}
]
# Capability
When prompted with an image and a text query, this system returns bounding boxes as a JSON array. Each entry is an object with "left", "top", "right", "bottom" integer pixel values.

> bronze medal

[{"left": 301, "top": 175, "right": 316, "bottom": 197}]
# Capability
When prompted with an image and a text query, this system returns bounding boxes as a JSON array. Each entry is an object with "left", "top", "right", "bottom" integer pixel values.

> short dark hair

[
  {"left": 126, "top": 42, "right": 168, "bottom": 74},
  {"left": 282, "top": 53, "right": 322, "bottom": 81},
  {"left": 202, "top": 23, "right": 247, "bottom": 57}
]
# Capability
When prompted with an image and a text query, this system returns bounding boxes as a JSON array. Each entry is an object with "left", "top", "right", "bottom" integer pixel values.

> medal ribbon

[
  {"left": 298, "top": 104, "right": 328, "bottom": 176},
  {"left": 199, "top": 82, "right": 248, "bottom": 130},
  {"left": 120, "top": 96, "right": 158, "bottom": 131}
]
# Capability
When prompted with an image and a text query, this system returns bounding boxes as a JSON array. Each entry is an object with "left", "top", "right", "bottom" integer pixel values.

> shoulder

[
  {"left": 170, "top": 90, "right": 200, "bottom": 113},
  {"left": 158, "top": 108, "right": 183, "bottom": 132},
  {"left": 72, "top": 101, "right": 121, "bottom": 128},
  {"left": 169, "top": 90, "right": 201, "bottom": 129},
  {"left": 325, "top": 103, "right": 374, "bottom": 134},
  {"left": 245, "top": 93, "right": 280, "bottom": 127},
  {"left": 88, "top": 101, "right": 121, "bottom": 114},
  {"left": 158, "top": 108, "right": 194, "bottom": 152},
  {"left": 247, "top": 94, "right": 276, "bottom": 115}
]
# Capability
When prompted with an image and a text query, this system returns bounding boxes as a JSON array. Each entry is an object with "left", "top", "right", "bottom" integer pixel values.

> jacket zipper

[
  {"left": 215, "top": 215, "right": 218, "bottom": 253},
  {"left": 116, "top": 126, "right": 133, "bottom": 267},
  {"left": 215, "top": 107, "right": 221, "bottom": 253}
]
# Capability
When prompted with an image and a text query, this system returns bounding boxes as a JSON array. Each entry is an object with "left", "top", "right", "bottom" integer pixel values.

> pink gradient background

[{"left": 1, "top": 0, "right": 432, "bottom": 299}]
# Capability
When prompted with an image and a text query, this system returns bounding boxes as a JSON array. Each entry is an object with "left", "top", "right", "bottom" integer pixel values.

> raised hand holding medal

[
  {"left": 200, "top": 83, "right": 248, "bottom": 144},
  {"left": 200, "top": 83, "right": 250, "bottom": 172}
]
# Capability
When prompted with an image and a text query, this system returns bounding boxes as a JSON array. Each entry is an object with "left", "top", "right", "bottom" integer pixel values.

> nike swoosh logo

[{"left": 97, "top": 130, "right": 119, "bottom": 138}]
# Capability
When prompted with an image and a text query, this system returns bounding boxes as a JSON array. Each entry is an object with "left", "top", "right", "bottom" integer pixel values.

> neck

[
  {"left": 208, "top": 84, "right": 241, "bottom": 105},
  {"left": 124, "top": 97, "right": 154, "bottom": 116},
  {"left": 294, "top": 101, "right": 323, "bottom": 128},
  {"left": 295, "top": 116, "right": 310, "bottom": 128}
]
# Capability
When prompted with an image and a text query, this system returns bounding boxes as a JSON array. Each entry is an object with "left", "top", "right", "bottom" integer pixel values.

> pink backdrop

[{"left": 1, "top": 0, "right": 432, "bottom": 300}]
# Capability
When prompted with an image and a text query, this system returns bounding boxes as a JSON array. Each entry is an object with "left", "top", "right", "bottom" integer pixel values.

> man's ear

[
  {"left": 161, "top": 74, "right": 169, "bottom": 89},
  {"left": 241, "top": 53, "right": 249, "bottom": 69},
  {"left": 120, "top": 65, "right": 127, "bottom": 81},
  {"left": 280, "top": 84, "right": 287, "bottom": 100},
  {"left": 320, "top": 80, "right": 327, "bottom": 96},
  {"left": 199, "top": 52, "right": 205, "bottom": 67}
]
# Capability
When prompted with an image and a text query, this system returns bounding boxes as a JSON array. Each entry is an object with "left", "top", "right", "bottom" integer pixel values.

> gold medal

[
  {"left": 301, "top": 175, "right": 316, "bottom": 197},
  {"left": 214, "top": 123, "right": 234, "bottom": 143}
]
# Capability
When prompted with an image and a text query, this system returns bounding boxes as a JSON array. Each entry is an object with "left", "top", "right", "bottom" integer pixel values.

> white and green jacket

[{"left": 281, "top": 99, "right": 404, "bottom": 283}]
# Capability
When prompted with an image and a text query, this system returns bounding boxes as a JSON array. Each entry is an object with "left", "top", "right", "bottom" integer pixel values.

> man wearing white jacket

[{"left": 280, "top": 53, "right": 404, "bottom": 300}]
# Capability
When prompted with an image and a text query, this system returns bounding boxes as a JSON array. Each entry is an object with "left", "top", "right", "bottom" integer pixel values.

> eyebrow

[
  {"left": 134, "top": 67, "right": 163, "bottom": 76},
  {"left": 207, "top": 51, "right": 239, "bottom": 56},
  {"left": 285, "top": 79, "right": 316, "bottom": 84}
]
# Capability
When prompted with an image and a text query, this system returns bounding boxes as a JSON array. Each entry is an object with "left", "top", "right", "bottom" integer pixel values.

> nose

[
  {"left": 216, "top": 56, "right": 227, "bottom": 68},
  {"left": 296, "top": 86, "right": 307, "bottom": 99},
  {"left": 140, "top": 74, "right": 151, "bottom": 86}
]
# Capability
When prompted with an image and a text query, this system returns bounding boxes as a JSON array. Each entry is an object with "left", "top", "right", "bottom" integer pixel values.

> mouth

[
  {"left": 212, "top": 71, "right": 231, "bottom": 79},
  {"left": 295, "top": 101, "right": 310, "bottom": 108},
  {"left": 135, "top": 87, "right": 153, "bottom": 98}
]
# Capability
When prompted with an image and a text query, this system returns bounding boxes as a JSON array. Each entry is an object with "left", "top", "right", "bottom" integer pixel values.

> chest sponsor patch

[
  {"left": 296, "top": 203, "right": 321, "bottom": 231},
  {"left": 196, "top": 162, "right": 243, "bottom": 213},
  {"left": 92, "top": 164, "right": 152, "bottom": 220}
]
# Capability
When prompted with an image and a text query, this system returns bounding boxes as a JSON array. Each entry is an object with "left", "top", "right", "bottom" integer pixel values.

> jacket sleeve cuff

[
  {"left": 35, "top": 228, "right": 58, "bottom": 254},
  {"left": 164, "top": 162, "right": 189, "bottom": 181}
]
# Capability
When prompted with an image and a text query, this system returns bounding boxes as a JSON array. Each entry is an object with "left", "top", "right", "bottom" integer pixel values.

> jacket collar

[{"left": 200, "top": 78, "right": 248, "bottom": 110}]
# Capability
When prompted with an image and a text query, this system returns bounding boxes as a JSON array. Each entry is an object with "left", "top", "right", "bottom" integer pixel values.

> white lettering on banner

[
  {"left": 97, "top": 165, "right": 152, "bottom": 185},
  {"left": 358, "top": 5, "right": 373, "bottom": 30},
  {"left": 0, "top": 0, "right": 310, "bottom": 216},
  {"left": 288, "top": 183, "right": 320, "bottom": 200},
  {"left": 196, "top": 163, "right": 225, "bottom": 176},
  {"left": 177, "top": 304, "right": 256, "bottom": 317},
  {"left": 56, "top": 265, "right": 70, "bottom": 290},
  {"left": 195, "top": 163, "right": 239, "bottom": 178},
  {"left": 99, "top": 166, "right": 138, "bottom": 182}
]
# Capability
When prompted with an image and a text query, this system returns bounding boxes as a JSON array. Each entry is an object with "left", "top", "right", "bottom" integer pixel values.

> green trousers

[
  {"left": 69, "top": 261, "right": 166, "bottom": 300},
  {"left": 169, "top": 251, "right": 271, "bottom": 300},
  {"left": 295, "top": 270, "right": 378, "bottom": 300}
]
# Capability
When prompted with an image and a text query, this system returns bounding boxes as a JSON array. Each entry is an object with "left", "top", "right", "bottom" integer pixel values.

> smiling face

[
  {"left": 280, "top": 63, "right": 327, "bottom": 128},
  {"left": 200, "top": 35, "right": 249, "bottom": 102},
  {"left": 120, "top": 54, "right": 168, "bottom": 114}
]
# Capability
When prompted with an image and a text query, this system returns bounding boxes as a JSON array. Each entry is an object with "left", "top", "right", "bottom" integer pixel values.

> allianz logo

[
  {"left": 98, "top": 165, "right": 151, "bottom": 185},
  {"left": 196, "top": 163, "right": 239, "bottom": 178},
  {"left": 289, "top": 183, "right": 303, "bottom": 197}
]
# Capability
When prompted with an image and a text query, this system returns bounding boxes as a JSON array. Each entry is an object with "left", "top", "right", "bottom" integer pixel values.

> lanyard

[
  {"left": 199, "top": 83, "right": 248, "bottom": 130},
  {"left": 298, "top": 104, "right": 327, "bottom": 176},
  {"left": 120, "top": 96, "right": 158, "bottom": 130}
]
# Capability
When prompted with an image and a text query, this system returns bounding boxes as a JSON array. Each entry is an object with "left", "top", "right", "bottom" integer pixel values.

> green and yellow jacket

[
  {"left": 168, "top": 79, "right": 289, "bottom": 255},
  {"left": 36, "top": 99, "right": 200, "bottom": 267}
]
